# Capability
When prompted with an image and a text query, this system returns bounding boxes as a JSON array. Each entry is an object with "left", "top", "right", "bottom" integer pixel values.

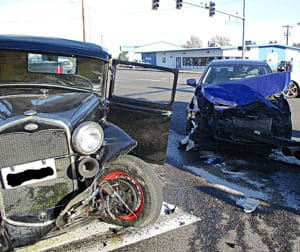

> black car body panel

[
  {"left": 0, "top": 92, "right": 100, "bottom": 124},
  {"left": 108, "top": 60, "right": 178, "bottom": 164}
]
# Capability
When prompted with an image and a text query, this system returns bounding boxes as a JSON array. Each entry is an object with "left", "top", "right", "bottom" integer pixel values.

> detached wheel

[
  {"left": 284, "top": 81, "right": 299, "bottom": 98},
  {"left": 98, "top": 155, "right": 163, "bottom": 227}
]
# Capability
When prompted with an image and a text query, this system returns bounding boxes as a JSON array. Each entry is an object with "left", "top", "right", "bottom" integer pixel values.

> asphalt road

[{"left": 20, "top": 70, "right": 300, "bottom": 252}]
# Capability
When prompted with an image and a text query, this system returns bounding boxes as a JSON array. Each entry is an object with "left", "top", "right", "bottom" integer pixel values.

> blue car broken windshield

[{"left": 200, "top": 72, "right": 290, "bottom": 107}]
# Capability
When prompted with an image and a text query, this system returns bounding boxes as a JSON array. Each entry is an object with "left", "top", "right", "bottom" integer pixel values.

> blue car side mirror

[{"left": 186, "top": 78, "right": 197, "bottom": 87}]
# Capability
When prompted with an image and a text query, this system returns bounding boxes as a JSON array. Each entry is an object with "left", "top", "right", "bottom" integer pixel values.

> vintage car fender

[{"left": 101, "top": 122, "right": 137, "bottom": 164}]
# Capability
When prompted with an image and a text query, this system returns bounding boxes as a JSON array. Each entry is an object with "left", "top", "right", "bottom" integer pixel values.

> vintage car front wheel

[{"left": 98, "top": 155, "right": 163, "bottom": 227}]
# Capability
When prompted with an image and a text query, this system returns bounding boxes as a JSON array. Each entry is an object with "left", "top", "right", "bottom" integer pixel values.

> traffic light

[
  {"left": 209, "top": 1, "right": 215, "bottom": 17},
  {"left": 176, "top": 0, "right": 183, "bottom": 9},
  {"left": 152, "top": 0, "right": 159, "bottom": 10}
]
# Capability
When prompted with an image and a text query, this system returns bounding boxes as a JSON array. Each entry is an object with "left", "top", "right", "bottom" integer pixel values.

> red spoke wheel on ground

[
  {"left": 98, "top": 155, "right": 163, "bottom": 227},
  {"left": 101, "top": 171, "right": 145, "bottom": 221}
]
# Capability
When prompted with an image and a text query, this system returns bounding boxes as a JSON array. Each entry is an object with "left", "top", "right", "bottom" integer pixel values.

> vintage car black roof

[{"left": 0, "top": 35, "right": 111, "bottom": 61}]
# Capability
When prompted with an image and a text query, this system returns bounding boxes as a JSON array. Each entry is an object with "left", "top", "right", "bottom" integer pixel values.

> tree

[
  {"left": 209, "top": 35, "right": 231, "bottom": 46},
  {"left": 292, "top": 42, "right": 300, "bottom": 48},
  {"left": 182, "top": 35, "right": 203, "bottom": 48},
  {"left": 269, "top": 40, "right": 278, "bottom": 44}
]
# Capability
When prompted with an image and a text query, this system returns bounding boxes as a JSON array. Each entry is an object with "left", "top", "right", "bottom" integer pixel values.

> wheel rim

[
  {"left": 284, "top": 83, "right": 298, "bottom": 98},
  {"left": 100, "top": 171, "right": 145, "bottom": 221}
]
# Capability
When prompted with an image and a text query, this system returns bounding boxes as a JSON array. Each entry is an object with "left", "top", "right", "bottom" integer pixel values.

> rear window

[{"left": 28, "top": 53, "right": 76, "bottom": 74}]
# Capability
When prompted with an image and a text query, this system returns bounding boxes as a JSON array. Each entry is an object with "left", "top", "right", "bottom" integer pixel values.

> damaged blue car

[{"left": 182, "top": 60, "right": 300, "bottom": 159}]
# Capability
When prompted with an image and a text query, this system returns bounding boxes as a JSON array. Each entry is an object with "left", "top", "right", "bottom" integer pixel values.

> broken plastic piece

[
  {"left": 236, "top": 198, "right": 260, "bottom": 213},
  {"left": 186, "top": 140, "right": 195, "bottom": 151},
  {"left": 179, "top": 136, "right": 195, "bottom": 151},
  {"left": 180, "top": 135, "right": 190, "bottom": 145},
  {"left": 162, "top": 203, "right": 177, "bottom": 215},
  {"left": 201, "top": 155, "right": 224, "bottom": 165}
]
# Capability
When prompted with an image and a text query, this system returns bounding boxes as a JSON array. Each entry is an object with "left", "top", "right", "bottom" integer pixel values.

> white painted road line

[{"left": 17, "top": 203, "right": 201, "bottom": 252}]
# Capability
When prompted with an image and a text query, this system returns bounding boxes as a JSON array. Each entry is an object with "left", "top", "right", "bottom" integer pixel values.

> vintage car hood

[
  {"left": 200, "top": 72, "right": 290, "bottom": 107},
  {"left": 0, "top": 92, "right": 99, "bottom": 124}
]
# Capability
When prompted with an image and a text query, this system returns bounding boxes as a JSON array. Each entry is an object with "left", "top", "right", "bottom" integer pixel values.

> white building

[{"left": 133, "top": 43, "right": 300, "bottom": 72}]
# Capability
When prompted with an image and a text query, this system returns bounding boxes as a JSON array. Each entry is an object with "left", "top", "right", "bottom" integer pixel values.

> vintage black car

[
  {"left": 0, "top": 35, "right": 178, "bottom": 250},
  {"left": 182, "top": 60, "right": 300, "bottom": 159}
]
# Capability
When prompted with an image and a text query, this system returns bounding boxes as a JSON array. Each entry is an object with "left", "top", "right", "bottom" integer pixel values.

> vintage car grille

[
  {"left": 0, "top": 130, "right": 68, "bottom": 168},
  {"left": 0, "top": 129, "right": 74, "bottom": 220}
]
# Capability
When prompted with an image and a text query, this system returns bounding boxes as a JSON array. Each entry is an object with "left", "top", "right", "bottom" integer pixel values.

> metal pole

[
  {"left": 82, "top": 0, "right": 86, "bottom": 42},
  {"left": 184, "top": 0, "right": 246, "bottom": 57},
  {"left": 241, "top": 0, "right": 245, "bottom": 59},
  {"left": 283, "top": 25, "right": 293, "bottom": 46}
]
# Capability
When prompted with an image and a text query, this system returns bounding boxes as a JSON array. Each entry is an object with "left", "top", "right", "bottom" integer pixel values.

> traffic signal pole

[
  {"left": 157, "top": 0, "right": 246, "bottom": 59},
  {"left": 207, "top": 1, "right": 246, "bottom": 58}
]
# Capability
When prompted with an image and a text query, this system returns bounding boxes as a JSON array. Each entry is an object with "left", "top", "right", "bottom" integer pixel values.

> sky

[{"left": 0, "top": 0, "right": 300, "bottom": 56}]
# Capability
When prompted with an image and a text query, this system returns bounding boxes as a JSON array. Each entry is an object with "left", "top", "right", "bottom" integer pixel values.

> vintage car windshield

[
  {"left": 0, "top": 50, "right": 107, "bottom": 94},
  {"left": 202, "top": 64, "right": 272, "bottom": 85}
]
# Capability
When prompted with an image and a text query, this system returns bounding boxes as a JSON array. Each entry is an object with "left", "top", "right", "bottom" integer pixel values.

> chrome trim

[
  {"left": 72, "top": 121, "right": 104, "bottom": 155},
  {"left": 24, "top": 122, "right": 39, "bottom": 131},
  {"left": 24, "top": 109, "right": 37, "bottom": 116},
  {"left": 3, "top": 216, "right": 55, "bottom": 227}
]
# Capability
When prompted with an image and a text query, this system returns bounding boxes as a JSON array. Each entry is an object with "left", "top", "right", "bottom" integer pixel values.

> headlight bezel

[{"left": 72, "top": 121, "right": 104, "bottom": 155}]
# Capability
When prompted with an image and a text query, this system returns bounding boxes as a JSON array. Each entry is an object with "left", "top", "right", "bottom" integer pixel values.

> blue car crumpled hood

[{"left": 200, "top": 72, "right": 290, "bottom": 108}]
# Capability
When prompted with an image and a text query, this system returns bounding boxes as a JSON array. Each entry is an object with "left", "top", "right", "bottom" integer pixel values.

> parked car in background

[
  {"left": 0, "top": 35, "right": 178, "bottom": 251},
  {"left": 277, "top": 60, "right": 291, "bottom": 72},
  {"left": 182, "top": 59, "right": 300, "bottom": 159}
]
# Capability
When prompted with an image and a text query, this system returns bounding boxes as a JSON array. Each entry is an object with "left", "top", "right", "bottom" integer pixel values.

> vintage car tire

[{"left": 98, "top": 155, "right": 163, "bottom": 227}]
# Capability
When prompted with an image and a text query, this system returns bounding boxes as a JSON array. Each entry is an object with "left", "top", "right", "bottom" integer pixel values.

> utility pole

[
  {"left": 82, "top": 0, "right": 86, "bottom": 42},
  {"left": 283, "top": 25, "right": 293, "bottom": 46},
  {"left": 241, "top": 0, "right": 245, "bottom": 59}
]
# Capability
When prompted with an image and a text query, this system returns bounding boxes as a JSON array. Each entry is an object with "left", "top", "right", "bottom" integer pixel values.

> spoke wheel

[
  {"left": 97, "top": 155, "right": 163, "bottom": 227},
  {"left": 101, "top": 172, "right": 145, "bottom": 221}
]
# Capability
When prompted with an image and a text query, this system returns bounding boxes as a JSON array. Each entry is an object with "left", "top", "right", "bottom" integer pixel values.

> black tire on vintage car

[{"left": 98, "top": 155, "right": 163, "bottom": 227}]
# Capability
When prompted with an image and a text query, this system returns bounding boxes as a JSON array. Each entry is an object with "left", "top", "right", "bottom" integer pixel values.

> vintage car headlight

[{"left": 72, "top": 122, "right": 104, "bottom": 155}]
